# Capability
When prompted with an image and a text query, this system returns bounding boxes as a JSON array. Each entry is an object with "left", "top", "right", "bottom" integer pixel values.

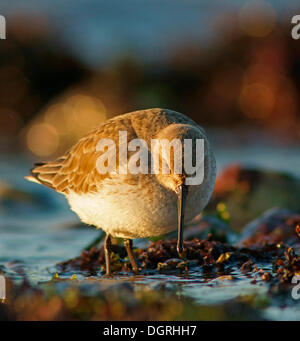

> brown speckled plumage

[{"left": 27, "top": 108, "right": 206, "bottom": 195}]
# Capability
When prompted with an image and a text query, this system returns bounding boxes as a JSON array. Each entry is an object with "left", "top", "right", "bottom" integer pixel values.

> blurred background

[{"left": 0, "top": 0, "right": 299, "bottom": 170}]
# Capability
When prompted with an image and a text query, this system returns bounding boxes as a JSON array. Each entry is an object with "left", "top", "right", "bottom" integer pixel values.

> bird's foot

[{"left": 102, "top": 272, "right": 114, "bottom": 278}]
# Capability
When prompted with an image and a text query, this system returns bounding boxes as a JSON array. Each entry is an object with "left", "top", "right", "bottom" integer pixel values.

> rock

[
  {"left": 162, "top": 214, "right": 237, "bottom": 244},
  {"left": 207, "top": 164, "right": 300, "bottom": 231},
  {"left": 185, "top": 214, "right": 237, "bottom": 244},
  {"left": 236, "top": 208, "right": 300, "bottom": 248}
]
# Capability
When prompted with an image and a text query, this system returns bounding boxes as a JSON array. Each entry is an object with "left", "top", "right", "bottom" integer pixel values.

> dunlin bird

[{"left": 26, "top": 108, "right": 216, "bottom": 275}]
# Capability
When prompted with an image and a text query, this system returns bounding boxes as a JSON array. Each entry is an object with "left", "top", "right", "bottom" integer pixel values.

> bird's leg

[
  {"left": 124, "top": 239, "right": 139, "bottom": 274},
  {"left": 104, "top": 234, "right": 112, "bottom": 276}
]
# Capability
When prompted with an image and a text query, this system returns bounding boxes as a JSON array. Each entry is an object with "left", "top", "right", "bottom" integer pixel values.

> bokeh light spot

[
  {"left": 239, "top": 83, "right": 275, "bottom": 119},
  {"left": 26, "top": 123, "right": 59, "bottom": 157},
  {"left": 239, "top": 1, "right": 276, "bottom": 38}
]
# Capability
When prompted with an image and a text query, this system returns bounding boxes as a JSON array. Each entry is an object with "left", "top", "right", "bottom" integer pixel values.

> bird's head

[{"left": 153, "top": 123, "right": 207, "bottom": 257}]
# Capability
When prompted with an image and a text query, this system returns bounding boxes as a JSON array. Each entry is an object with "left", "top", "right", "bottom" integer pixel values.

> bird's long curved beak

[{"left": 176, "top": 183, "right": 188, "bottom": 258}]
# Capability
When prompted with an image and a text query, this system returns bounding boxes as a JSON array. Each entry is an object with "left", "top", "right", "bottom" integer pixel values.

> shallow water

[{"left": 0, "top": 146, "right": 300, "bottom": 320}]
